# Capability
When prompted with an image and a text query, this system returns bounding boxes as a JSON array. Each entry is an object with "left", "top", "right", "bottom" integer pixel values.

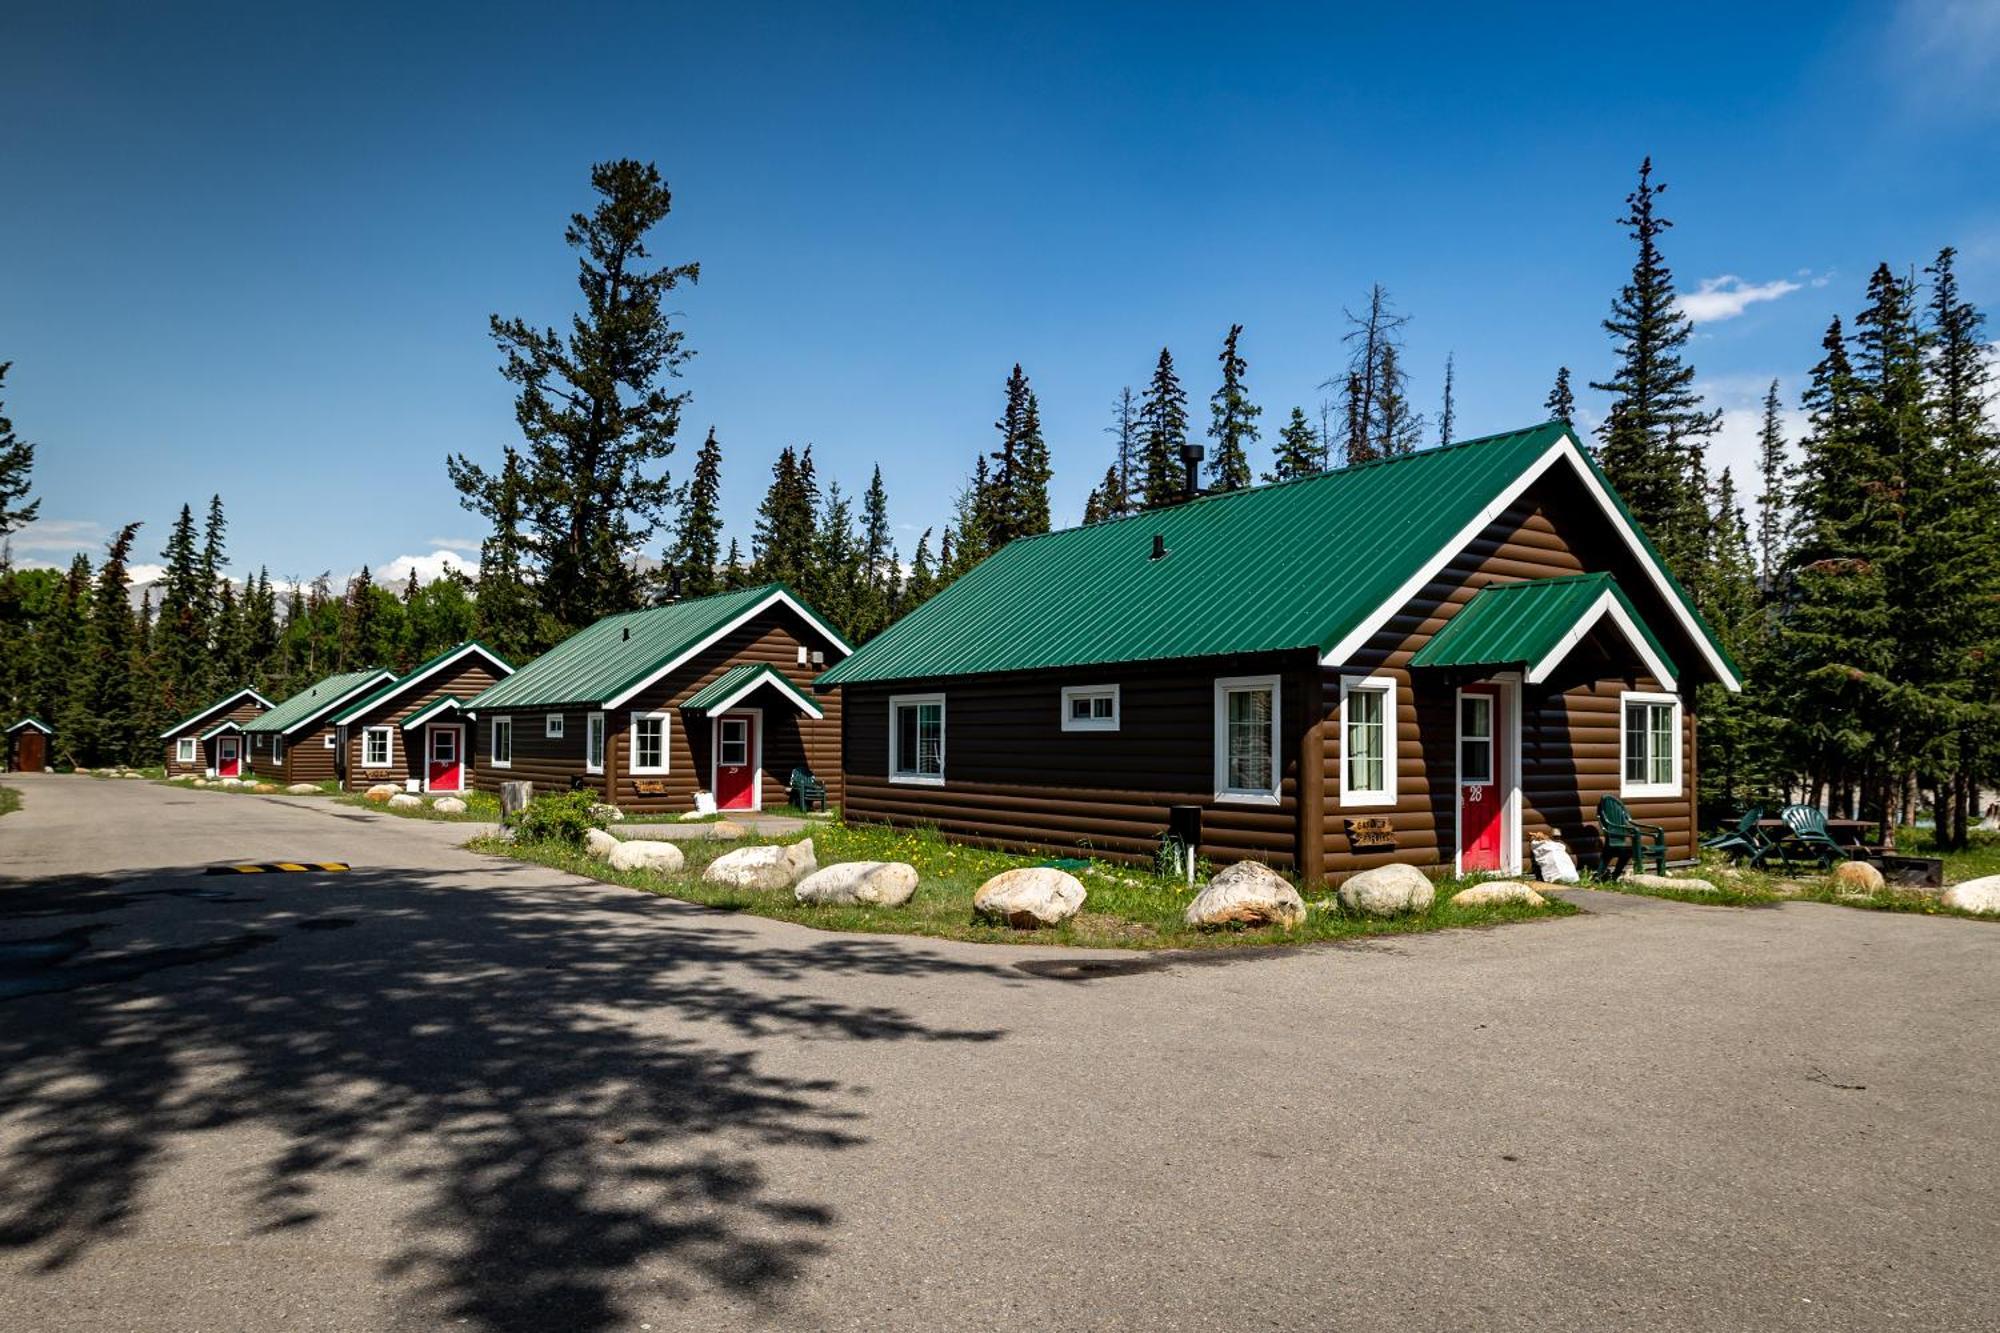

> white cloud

[
  {"left": 127, "top": 563, "right": 167, "bottom": 586},
  {"left": 1676, "top": 275, "right": 1804, "bottom": 325},
  {"left": 6, "top": 516, "right": 108, "bottom": 556},
  {"left": 1886, "top": 0, "right": 2000, "bottom": 110},
  {"left": 377, "top": 549, "right": 481, "bottom": 585},
  {"left": 424, "top": 536, "right": 483, "bottom": 553}
]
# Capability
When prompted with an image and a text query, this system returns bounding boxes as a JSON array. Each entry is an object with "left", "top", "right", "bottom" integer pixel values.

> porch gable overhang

[
  {"left": 398, "top": 696, "right": 467, "bottom": 731},
  {"left": 1407, "top": 573, "right": 1678, "bottom": 690},
  {"left": 679, "top": 664, "right": 826, "bottom": 720},
  {"left": 197, "top": 720, "right": 245, "bottom": 742}
]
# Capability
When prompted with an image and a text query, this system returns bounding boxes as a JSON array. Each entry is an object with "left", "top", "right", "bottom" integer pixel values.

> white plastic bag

[{"left": 1531, "top": 838, "right": 1579, "bottom": 884}]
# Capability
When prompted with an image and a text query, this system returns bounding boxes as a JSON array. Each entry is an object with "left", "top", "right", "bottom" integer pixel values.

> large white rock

[
  {"left": 431, "top": 797, "right": 469, "bottom": 815},
  {"left": 1624, "top": 873, "right": 1716, "bottom": 893},
  {"left": 1451, "top": 880, "right": 1548, "bottom": 909},
  {"left": 609, "top": 839, "right": 687, "bottom": 874},
  {"left": 1184, "top": 861, "right": 1306, "bottom": 929},
  {"left": 974, "top": 866, "right": 1086, "bottom": 929},
  {"left": 1831, "top": 860, "right": 1885, "bottom": 893},
  {"left": 1941, "top": 875, "right": 2000, "bottom": 915},
  {"left": 287, "top": 783, "right": 320, "bottom": 794},
  {"left": 583, "top": 828, "right": 620, "bottom": 860},
  {"left": 387, "top": 793, "right": 423, "bottom": 810},
  {"left": 365, "top": 783, "right": 400, "bottom": 803},
  {"left": 1337, "top": 862, "right": 1436, "bottom": 916},
  {"left": 590, "top": 802, "right": 625, "bottom": 823},
  {"left": 704, "top": 839, "right": 818, "bottom": 890},
  {"left": 794, "top": 860, "right": 919, "bottom": 907}
]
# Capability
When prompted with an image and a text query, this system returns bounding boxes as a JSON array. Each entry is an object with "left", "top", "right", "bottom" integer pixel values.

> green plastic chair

[
  {"left": 1597, "top": 794, "right": 1667, "bottom": 877},
  {"left": 1702, "top": 807, "right": 1772, "bottom": 862},
  {"left": 1766, "top": 804, "right": 1851, "bottom": 869},
  {"left": 788, "top": 766, "right": 827, "bottom": 813}
]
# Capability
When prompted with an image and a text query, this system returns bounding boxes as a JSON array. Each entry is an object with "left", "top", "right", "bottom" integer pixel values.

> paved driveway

[{"left": 2, "top": 774, "right": 1996, "bottom": 1331}]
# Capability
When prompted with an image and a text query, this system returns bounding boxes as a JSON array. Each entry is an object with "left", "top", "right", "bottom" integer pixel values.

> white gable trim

[
  {"left": 332, "top": 643, "right": 514, "bottom": 726},
  {"left": 1320, "top": 435, "right": 1740, "bottom": 691},
  {"left": 1525, "top": 589, "right": 1677, "bottom": 690},
  {"left": 695, "top": 668, "right": 826, "bottom": 720},
  {"left": 157, "top": 687, "right": 276, "bottom": 739},
  {"left": 602, "top": 589, "right": 851, "bottom": 710},
  {"left": 9, "top": 717, "right": 54, "bottom": 735}
]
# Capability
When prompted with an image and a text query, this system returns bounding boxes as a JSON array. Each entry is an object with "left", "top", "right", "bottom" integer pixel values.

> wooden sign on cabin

[
  {"left": 1345, "top": 817, "right": 1396, "bottom": 850},
  {"left": 633, "top": 779, "right": 669, "bottom": 796}
]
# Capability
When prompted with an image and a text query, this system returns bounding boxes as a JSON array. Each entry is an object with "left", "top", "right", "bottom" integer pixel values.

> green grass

[
  {"left": 614, "top": 803, "right": 825, "bottom": 824},
  {"left": 339, "top": 788, "right": 502, "bottom": 822},
  {"left": 1583, "top": 866, "right": 1782, "bottom": 908},
  {"left": 0, "top": 786, "right": 19, "bottom": 817},
  {"left": 1590, "top": 836, "right": 1999, "bottom": 922},
  {"left": 1895, "top": 825, "right": 2000, "bottom": 884},
  {"left": 469, "top": 820, "right": 1575, "bottom": 951}
]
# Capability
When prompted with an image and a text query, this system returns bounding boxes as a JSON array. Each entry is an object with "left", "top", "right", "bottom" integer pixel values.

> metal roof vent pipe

[
  {"left": 622, "top": 626, "right": 630, "bottom": 642},
  {"left": 1150, "top": 533, "right": 1167, "bottom": 561},
  {"left": 1179, "top": 441, "right": 1205, "bottom": 505}
]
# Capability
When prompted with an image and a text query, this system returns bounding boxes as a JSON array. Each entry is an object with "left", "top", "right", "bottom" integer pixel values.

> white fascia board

[
  {"left": 1524, "top": 590, "right": 1677, "bottom": 691},
  {"left": 603, "top": 589, "right": 851, "bottom": 710},
  {"left": 157, "top": 687, "right": 277, "bottom": 739},
  {"left": 702, "top": 668, "right": 825, "bottom": 720},
  {"left": 281, "top": 670, "right": 398, "bottom": 735}
]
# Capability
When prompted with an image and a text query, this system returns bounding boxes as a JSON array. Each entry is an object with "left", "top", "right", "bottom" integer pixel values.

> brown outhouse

[{"left": 5, "top": 717, "right": 52, "bottom": 772}]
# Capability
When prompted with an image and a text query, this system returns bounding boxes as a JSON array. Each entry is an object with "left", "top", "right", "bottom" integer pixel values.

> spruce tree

[
  {"left": 1591, "top": 159, "right": 1719, "bottom": 580},
  {"left": 1015, "top": 392, "right": 1051, "bottom": 537},
  {"left": 1107, "top": 387, "right": 1140, "bottom": 511},
  {"left": 155, "top": 504, "right": 207, "bottom": 720},
  {"left": 670, "top": 426, "right": 725, "bottom": 599},
  {"left": 77, "top": 523, "right": 142, "bottom": 764},
  {"left": 752, "top": 445, "right": 820, "bottom": 586},
  {"left": 1545, "top": 366, "right": 1575, "bottom": 427},
  {"left": 1138, "top": 347, "right": 1189, "bottom": 509},
  {"left": 809, "top": 481, "right": 862, "bottom": 635},
  {"left": 1083, "top": 466, "right": 1123, "bottom": 524},
  {"left": 448, "top": 159, "right": 699, "bottom": 634},
  {"left": 1754, "top": 380, "right": 1786, "bottom": 581},
  {"left": 902, "top": 528, "right": 936, "bottom": 608},
  {"left": 853, "top": 465, "right": 896, "bottom": 639},
  {"left": 988, "top": 365, "right": 1031, "bottom": 544},
  {"left": 472, "top": 448, "right": 545, "bottom": 660},
  {"left": 0, "top": 363, "right": 39, "bottom": 536},
  {"left": 1333, "top": 285, "right": 1414, "bottom": 464},
  {"left": 721, "top": 539, "right": 747, "bottom": 590},
  {"left": 1694, "top": 468, "right": 1762, "bottom": 814},
  {"left": 1207, "top": 324, "right": 1260, "bottom": 491},
  {"left": 36, "top": 555, "right": 91, "bottom": 749},
  {"left": 1373, "top": 341, "right": 1423, "bottom": 456},
  {"left": 1438, "top": 352, "right": 1457, "bottom": 447},
  {"left": 1265, "top": 407, "right": 1326, "bottom": 482}
]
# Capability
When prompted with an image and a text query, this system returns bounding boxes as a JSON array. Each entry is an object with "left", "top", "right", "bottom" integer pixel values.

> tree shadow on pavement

[{"left": 0, "top": 859, "right": 1012, "bottom": 1329}]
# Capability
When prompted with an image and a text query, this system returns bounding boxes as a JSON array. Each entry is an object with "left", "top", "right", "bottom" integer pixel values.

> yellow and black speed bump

[{"left": 205, "top": 861, "right": 350, "bottom": 875}]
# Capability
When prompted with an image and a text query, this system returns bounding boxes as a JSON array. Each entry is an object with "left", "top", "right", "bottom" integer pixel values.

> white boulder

[
  {"left": 583, "top": 828, "right": 620, "bottom": 860},
  {"left": 364, "top": 783, "right": 400, "bottom": 803},
  {"left": 1941, "top": 875, "right": 2000, "bottom": 915},
  {"left": 608, "top": 839, "right": 687, "bottom": 874},
  {"left": 387, "top": 793, "right": 423, "bottom": 810},
  {"left": 1624, "top": 873, "right": 1715, "bottom": 893},
  {"left": 974, "top": 866, "right": 1086, "bottom": 929},
  {"left": 794, "top": 861, "right": 919, "bottom": 907},
  {"left": 287, "top": 783, "right": 320, "bottom": 794},
  {"left": 1831, "top": 860, "right": 1885, "bottom": 893},
  {"left": 1451, "top": 880, "right": 1548, "bottom": 909},
  {"left": 431, "top": 797, "right": 468, "bottom": 814},
  {"left": 1184, "top": 861, "right": 1306, "bottom": 929},
  {"left": 1337, "top": 862, "right": 1436, "bottom": 917},
  {"left": 704, "top": 839, "right": 818, "bottom": 890},
  {"left": 590, "top": 802, "right": 625, "bottom": 823}
]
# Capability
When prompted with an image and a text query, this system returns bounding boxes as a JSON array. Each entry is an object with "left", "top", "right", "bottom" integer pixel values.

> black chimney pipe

[{"left": 1179, "top": 441, "right": 1205, "bottom": 504}]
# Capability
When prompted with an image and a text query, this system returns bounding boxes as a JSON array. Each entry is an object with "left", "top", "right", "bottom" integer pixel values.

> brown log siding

[
  {"left": 340, "top": 659, "right": 504, "bottom": 792},
  {"left": 163, "top": 696, "right": 269, "bottom": 776}
]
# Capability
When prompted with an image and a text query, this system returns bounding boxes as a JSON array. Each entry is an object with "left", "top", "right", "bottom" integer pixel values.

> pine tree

[
  {"left": 1207, "top": 324, "right": 1260, "bottom": 491},
  {"left": 1373, "top": 341, "right": 1423, "bottom": 456},
  {"left": 472, "top": 448, "right": 545, "bottom": 660},
  {"left": 752, "top": 445, "right": 820, "bottom": 586},
  {"left": 0, "top": 363, "right": 39, "bottom": 536},
  {"left": 808, "top": 481, "right": 862, "bottom": 634},
  {"left": 1332, "top": 285, "right": 1414, "bottom": 465},
  {"left": 902, "top": 528, "right": 936, "bottom": 608},
  {"left": 36, "top": 555, "right": 91, "bottom": 748},
  {"left": 947, "top": 462, "right": 993, "bottom": 577},
  {"left": 1108, "top": 388, "right": 1140, "bottom": 510},
  {"left": 1138, "top": 347, "right": 1189, "bottom": 509},
  {"left": 1438, "top": 353, "right": 1457, "bottom": 447},
  {"left": 1264, "top": 406, "right": 1327, "bottom": 483},
  {"left": 155, "top": 503, "right": 206, "bottom": 721},
  {"left": 721, "top": 538, "right": 747, "bottom": 590},
  {"left": 1082, "top": 466, "right": 1123, "bottom": 525},
  {"left": 447, "top": 159, "right": 699, "bottom": 634},
  {"left": 988, "top": 365, "right": 1031, "bottom": 544},
  {"left": 1591, "top": 159, "right": 1719, "bottom": 581},
  {"left": 1015, "top": 392, "right": 1051, "bottom": 536},
  {"left": 670, "top": 426, "right": 725, "bottom": 599},
  {"left": 76, "top": 523, "right": 143, "bottom": 764},
  {"left": 1754, "top": 379, "right": 1786, "bottom": 581},
  {"left": 852, "top": 465, "right": 897, "bottom": 640},
  {"left": 1545, "top": 366, "right": 1575, "bottom": 427},
  {"left": 1694, "top": 468, "right": 1763, "bottom": 814}
]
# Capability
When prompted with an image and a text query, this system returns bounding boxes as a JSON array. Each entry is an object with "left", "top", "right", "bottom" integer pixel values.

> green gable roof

[
  {"left": 819, "top": 422, "right": 1738, "bottom": 690},
  {"left": 1408, "top": 573, "right": 1676, "bottom": 686},
  {"left": 679, "top": 663, "right": 825, "bottom": 719},
  {"left": 329, "top": 640, "right": 513, "bottom": 726},
  {"left": 157, "top": 686, "right": 274, "bottom": 739},
  {"left": 398, "top": 695, "right": 466, "bottom": 730},
  {"left": 467, "top": 584, "right": 851, "bottom": 712},
  {"left": 243, "top": 669, "right": 396, "bottom": 735},
  {"left": 8, "top": 716, "right": 53, "bottom": 734}
]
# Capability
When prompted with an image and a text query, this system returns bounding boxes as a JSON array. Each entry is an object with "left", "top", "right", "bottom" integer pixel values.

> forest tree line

[{"left": 1, "top": 158, "right": 1994, "bottom": 848}]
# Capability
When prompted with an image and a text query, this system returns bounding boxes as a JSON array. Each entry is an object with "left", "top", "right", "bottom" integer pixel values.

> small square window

[
  {"left": 546, "top": 714, "right": 565, "bottom": 739},
  {"left": 363, "top": 727, "right": 393, "bottom": 768},
  {"left": 630, "top": 713, "right": 670, "bottom": 774},
  {"left": 176, "top": 737, "right": 196, "bottom": 764},
  {"left": 1060, "top": 685, "right": 1120, "bottom": 732}
]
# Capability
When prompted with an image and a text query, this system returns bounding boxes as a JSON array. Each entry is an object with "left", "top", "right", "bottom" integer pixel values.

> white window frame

[
  {"left": 1618, "top": 690, "right": 1682, "bottom": 798},
  {"left": 1337, "top": 674, "right": 1398, "bottom": 809},
  {"left": 271, "top": 735, "right": 286, "bottom": 765},
  {"left": 362, "top": 726, "right": 393, "bottom": 768},
  {"left": 324, "top": 731, "right": 337, "bottom": 749},
  {"left": 176, "top": 737, "right": 197, "bottom": 764},
  {"left": 629, "top": 711, "right": 671, "bottom": 775},
  {"left": 1060, "top": 684, "right": 1120, "bottom": 733},
  {"left": 585, "top": 711, "right": 606, "bottom": 775},
  {"left": 490, "top": 716, "right": 514, "bottom": 769},
  {"left": 545, "top": 713, "right": 565, "bottom": 739},
  {"left": 888, "top": 692, "right": 946, "bottom": 786},
  {"left": 1213, "top": 674, "right": 1282, "bottom": 806}
]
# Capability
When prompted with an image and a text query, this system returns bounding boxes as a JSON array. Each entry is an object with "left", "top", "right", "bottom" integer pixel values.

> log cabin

[
  {"left": 815, "top": 421, "right": 1741, "bottom": 883},
  {"left": 240, "top": 668, "right": 395, "bottom": 786},
  {"left": 160, "top": 687, "right": 274, "bottom": 778},
  {"left": 464, "top": 583, "right": 848, "bottom": 813},
  {"left": 328, "top": 641, "right": 514, "bottom": 793},
  {"left": 5, "top": 717, "right": 52, "bottom": 772}
]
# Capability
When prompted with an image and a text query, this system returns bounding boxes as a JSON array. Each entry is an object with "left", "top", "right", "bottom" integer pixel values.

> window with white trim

[
  {"left": 490, "top": 716, "right": 513, "bottom": 768},
  {"left": 176, "top": 737, "right": 197, "bottom": 764},
  {"left": 889, "top": 694, "right": 945, "bottom": 785},
  {"left": 585, "top": 712, "right": 605, "bottom": 774},
  {"left": 363, "top": 726, "right": 392, "bottom": 768},
  {"left": 272, "top": 735, "right": 286, "bottom": 765},
  {"left": 630, "top": 712, "right": 669, "bottom": 774},
  {"left": 1339, "top": 676, "right": 1397, "bottom": 807},
  {"left": 324, "top": 731, "right": 337, "bottom": 748},
  {"left": 1214, "top": 675, "right": 1281, "bottom": 804},
  {"left": 1620, "top": 692, "right": 1681, "bottom": 797},
  {"left": 1060, "top": 685, "right": 1120, "bottom": 732},
  {"left": 545, "top": 713, "right": 565, "bottom": 739}
]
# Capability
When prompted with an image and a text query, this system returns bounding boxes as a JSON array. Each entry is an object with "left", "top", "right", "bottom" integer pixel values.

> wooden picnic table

[{"left": 1755, "top": 817, "right": 1885, "bottom": 855}]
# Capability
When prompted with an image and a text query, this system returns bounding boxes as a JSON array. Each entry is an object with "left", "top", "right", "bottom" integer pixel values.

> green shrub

[{"left": 514, "top": 790, "right": 606, "bottom": 845}]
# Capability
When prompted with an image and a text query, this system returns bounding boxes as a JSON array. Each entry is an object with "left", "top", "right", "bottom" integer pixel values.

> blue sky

[{"left": 3, "top": 1, "right": 1996, "bottom": 589}]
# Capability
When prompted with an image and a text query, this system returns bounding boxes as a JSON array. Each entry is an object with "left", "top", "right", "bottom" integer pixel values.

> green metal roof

[
  {"left": 243, "top": 669, "right": 396, "bottom": 735},
  {"left": 819, "top": 422, "right": 1738, "bottom": 690},
  {"left": 467, "top": 583, "right": 851, "bottom": 711},
  {"left": 329, "top": 640, "right": 513, "bottom": 726},
  {"left": 679, "top": 663, "right": 825, "bottom": 719},
  {"left": 157, "top": 687, "right": 274, "bottom": 739},
  {"left": 398, "top": 695, "right": 466, "bottom": 730},
  {"left": 1408, "top": 573, "right": 1675, "bottom": 685},
  {"left": 8, "top": 716, "right": 53, "bottom": 734}
]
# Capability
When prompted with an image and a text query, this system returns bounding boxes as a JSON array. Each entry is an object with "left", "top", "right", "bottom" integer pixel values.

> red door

[
  {"left": 217, "top": 737, "right": 241, "bottom": 778},
  {"left": 715, "top": 715, "right": 756, "bottom": 810},
  {"left": 427, "top": 725, "right": 463, "bottom": 792},
  {"left": 1458, "top": 686, "right": 1503, "bottom": 872}
]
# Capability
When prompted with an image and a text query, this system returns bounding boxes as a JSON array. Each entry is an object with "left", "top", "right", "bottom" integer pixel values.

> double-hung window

[
  {"left": 1214, "top": 675, "right": 1281, "bottom": 804},
  {"left": 1339, "top": 676, "right": 1397, "bottom": 807},
  {"left": 1060, "top": 685, "right": 1120, "bottom": 732},
  {"left": 585, "top": 712, "right": 606, "bottom": 774},
  {"left": 1620, "top": 692, "right": 1681, "bottom": 797},
  {"left": 363, "top": 726, "right": 392, "bottom": 768},
  {"left": 889, "top": 694, "right": 945, "bottom": 785},
  {"left": 176, "top": 737, "right": 197, "bottom": 764},
  {"left": 630, "top": 712, "right": 669, "bottom": 774},
  {"left": 272, "top": 735, "right": 286, "bottom": 765},
  {"left": 490, "top": 717, "right": 514, "bottom": 769}
]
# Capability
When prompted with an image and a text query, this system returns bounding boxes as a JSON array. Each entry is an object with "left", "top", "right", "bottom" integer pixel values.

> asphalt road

[{"left": 2, "top": 774, "right": 1996, "bottom": 1331}]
